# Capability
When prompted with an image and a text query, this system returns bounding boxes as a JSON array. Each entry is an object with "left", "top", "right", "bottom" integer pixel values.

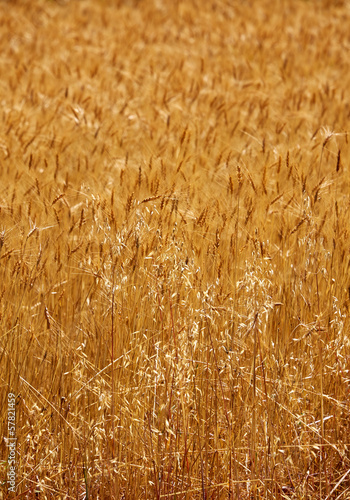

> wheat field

[{"left": 0, "top": 0, "right": 350, "bottom": 498}]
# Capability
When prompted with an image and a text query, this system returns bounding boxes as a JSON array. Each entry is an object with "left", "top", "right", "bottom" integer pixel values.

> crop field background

[{"left": 1, "top": 0, "right": 350, "bottom": 498}]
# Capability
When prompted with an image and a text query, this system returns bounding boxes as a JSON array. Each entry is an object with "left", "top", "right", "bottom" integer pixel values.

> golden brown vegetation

[{"left": 1, "top": 0, "right": 350, "bottom": 498}]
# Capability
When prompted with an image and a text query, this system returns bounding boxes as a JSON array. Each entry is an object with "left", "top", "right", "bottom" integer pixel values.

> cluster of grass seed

[{"left": 1, "top": 0, "right": 350, "bottom": 498}]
